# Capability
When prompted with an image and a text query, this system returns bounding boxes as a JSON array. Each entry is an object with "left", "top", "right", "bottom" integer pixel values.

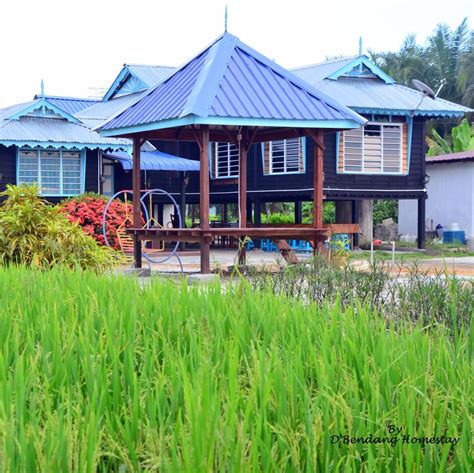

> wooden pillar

[
  {"left": 180, "top": 171, "right": 186, "bottom": 227},
  {"left": 312, "top": 131, "right": 324, "bottom": 251},
  {"left": 295, "top": 200, "right": 302, "bottom": 225},
  {"left": 313, "top": 131, "right": 324, "bottom": 229},
  {"left": 352, "top": 200, "right": 360, "bottom": 247},
  {"left": 132, "top": 137, "right": 142, "bottom": 268},
  {"left": 239, "top": 143, "right": 248, "bottom": 227},
  {"left": 417, "top": 197, "right": 426, "bottom": 249},
  {"left": 223, "top": 203, "right": 228, "bottom": 224},
  {"left": 238, "top": 141, "right": 248, "bottom": 265},
  {"left": 199, "top": 126, "right": 210, "bottom": 273}
]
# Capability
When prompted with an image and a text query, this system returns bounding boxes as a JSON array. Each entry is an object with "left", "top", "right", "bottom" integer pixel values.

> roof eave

[{"left": 99, "top": 114, "right": 365, "bottom": 138}]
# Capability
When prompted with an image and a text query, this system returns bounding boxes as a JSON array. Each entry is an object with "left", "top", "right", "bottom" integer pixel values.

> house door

[{"left": 102, "top": 159, "right": 114, "bottom": 196}]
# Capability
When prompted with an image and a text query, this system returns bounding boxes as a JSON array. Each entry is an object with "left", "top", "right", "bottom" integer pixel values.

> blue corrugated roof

[
  {"left": 35, "top": 95, "right": 99, "bottom": 114},
  {"left": 0, "top": 103, "right": 130, "bottom": 151},
  {"left": 292, "top": 58, "right": 472, "bottom": 117},
  {"left": 100, "top": 33, "right": 365, "bottom": 133},
  {"left": 104, "top": 150, "right": 199, "bottom": 171},
  {"left": 126, "top": 64, "right": 176, "bottom": 87},
  {"left": 102, "top": 64, "right": 176, "bottom": 102},
  {"left": 75, "top": 92, "right": 146, "bottom": 128}
]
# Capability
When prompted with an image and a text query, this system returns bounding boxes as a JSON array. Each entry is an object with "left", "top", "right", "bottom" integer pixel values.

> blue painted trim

[
  {"left": 0, "top": 140, "right": 130, "bottom": 152},
  {"left": 406, "top": 116, "right": 413, "bottom": 174},
  {"left": 99, "top": 115, "right": 363, "bottom": 137},
  {"left": 301, "top": 136, "right": 307, "bottom": 173},
  {"left": 80, "top": 149, "right": 86, "bottom": 193},
  {"left": 208, "top": 142, "right": 213, "bottom": 177},
  {"left": 351, "top": 107, "right": 466, "bottom": 118},
  {"left": 8, "top": 98, "right": 80, "bottom": 123},
  {"left": 103, "top": 67, "right": 130, "bottom": 101},
  {"left": 335, "top": 131, "right": 341, "bottom": 173},
  {"left": 327, "top": 56, "right": 396, "bottom": 84}
]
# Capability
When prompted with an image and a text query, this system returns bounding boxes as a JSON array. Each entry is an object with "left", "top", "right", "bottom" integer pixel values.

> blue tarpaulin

[{"left": 104, "top": 150, "right": 199, "bottom": 172}]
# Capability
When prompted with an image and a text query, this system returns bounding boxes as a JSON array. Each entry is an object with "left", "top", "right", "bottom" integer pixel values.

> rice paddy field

[{"left": 0, "top": 267, "right": 472, "bottom": 472}]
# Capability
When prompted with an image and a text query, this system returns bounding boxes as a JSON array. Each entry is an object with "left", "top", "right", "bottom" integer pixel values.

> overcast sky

[{"left": 0, "top": 0, "right": 471, "bottom": 108}]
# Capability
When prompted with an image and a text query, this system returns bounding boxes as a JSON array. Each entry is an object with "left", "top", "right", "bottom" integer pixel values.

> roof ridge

[
  {"left": 180, "top": 33, "right": 238, "bottom": 118},
  {"left": 42, "top": 95, "right": 99, "bottom": 102},
  {"left": 126, "top": 63, "right": 176, "bottom": 69},
  {"left": 292, "top": 55, "right": 359, "bottom": 71}
]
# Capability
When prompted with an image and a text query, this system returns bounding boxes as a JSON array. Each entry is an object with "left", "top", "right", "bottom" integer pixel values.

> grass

[{"left": 0, "top": 267, "right": 472, "bottom": 472}]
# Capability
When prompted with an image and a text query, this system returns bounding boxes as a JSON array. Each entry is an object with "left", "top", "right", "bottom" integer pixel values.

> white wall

[{"left": 398, "top": 161, "right": 474, "bottom": 244}]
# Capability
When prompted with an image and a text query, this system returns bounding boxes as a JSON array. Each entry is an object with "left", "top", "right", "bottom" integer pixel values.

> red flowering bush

[{"left": 59, "top": 194, "right": 138, "bottom": 250}]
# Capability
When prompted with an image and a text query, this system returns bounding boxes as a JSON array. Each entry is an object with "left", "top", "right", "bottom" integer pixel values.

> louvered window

[
  {"left": 263, "top": 138, "right": 304, "bottom": 175},
  {"left": 18, "top": 148, "right": 83, "bottom": 195},
  {"left": 342, "top": 123, "right": 402, "bottom": 173},
  {"left": 211, "top": 142, "right": 239, "bottom": 178}
]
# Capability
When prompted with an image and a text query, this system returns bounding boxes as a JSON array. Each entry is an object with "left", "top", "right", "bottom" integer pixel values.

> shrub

[
  {"left": 0, "top": 185, "right": 114, "bottom": 271},
  {"left": 59, "top": 193, "right": 135, "bottom": 250}
]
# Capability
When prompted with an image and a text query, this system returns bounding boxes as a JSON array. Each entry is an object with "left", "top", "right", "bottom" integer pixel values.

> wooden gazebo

[{"left": 99, "top": 33, "right": 366, "bottom": 273}]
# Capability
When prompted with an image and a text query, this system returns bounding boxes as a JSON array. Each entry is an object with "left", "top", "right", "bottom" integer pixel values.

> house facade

[
  {"left": 398, "top": 151, "right": 474, "bottom": 249},
  {"left": 0, "top": 45, "right": 470, "bottom": 248}
]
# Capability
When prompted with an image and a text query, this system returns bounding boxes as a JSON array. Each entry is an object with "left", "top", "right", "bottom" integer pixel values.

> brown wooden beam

[
  {"left": 304, "top": 128, "right": 326, "bottom": 151},
  {"left": 238, "top": 140, "right": 248, "bottom": 265},
  {"left": 313, "top": 131, "right": 324, "bottom": 241},
  {"left": 199, "top": 126, "right": 210, "bottom": 273},
  {"left": 132, "top": 137, "right": 142, "bottom": 268}
]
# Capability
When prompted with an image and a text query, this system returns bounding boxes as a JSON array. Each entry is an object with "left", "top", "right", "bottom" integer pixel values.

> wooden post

[
  {"left": 313, "top": 131, "right": 324, "bottom": 229},
  {"left": 295, "top": 200, "right": 302, "bottom": 224},
  {"left": 199, "top": 126, "right": 210, "bottom": 273},
  {"left": 132, "top": 137, "right": 142, "bottom": 268},
  {"left": 417, "top": 197, "right": 426, "bottom": 249},
  {"left": 238, "top": 140, "right": 248, "bottom": 265},
  {"left": 313, "top": 130, "right": 324, "bottom": 251}
]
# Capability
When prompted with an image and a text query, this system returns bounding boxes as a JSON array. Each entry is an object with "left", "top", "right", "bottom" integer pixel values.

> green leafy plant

[
  {"left": 0, "top": 184, "right": 114, "bottom": 271},
  {"left": 427, "top": 119, "right": 474, "bottom": 156}
]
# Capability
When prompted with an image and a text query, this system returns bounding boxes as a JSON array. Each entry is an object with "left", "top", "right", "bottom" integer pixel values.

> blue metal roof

[
  {"left": 126, "top": 64, "right": 176, "bottom": 87},
  {"left": 35, "top": 95, "right": 99, "bottom": 114},
  {"left": 0, "top": 100, "right": 130, "bottom": 151},
  {"left": 104, "top": 150, "right": 200, "bottom": 171},
  {"left": 100, "top": 33, "right": 366, "bottom": 134},
  {"left": 102, "top": 64, "right": 176, "bottom": 102},
  {"left": 75, "top": 92, "right": 146, "bottom": 128},
  {"left": 293, "top": 58, "right": 471, "bottom": 117}
]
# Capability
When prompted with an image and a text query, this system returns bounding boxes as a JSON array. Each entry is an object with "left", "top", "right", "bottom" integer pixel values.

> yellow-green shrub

[{"left": 0, "top": 184, "right": 114, "bottom": 271}]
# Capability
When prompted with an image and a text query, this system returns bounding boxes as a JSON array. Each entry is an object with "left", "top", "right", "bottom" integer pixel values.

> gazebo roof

[{"left": 99, "top": 33, "right": 366, "bottom": 137}]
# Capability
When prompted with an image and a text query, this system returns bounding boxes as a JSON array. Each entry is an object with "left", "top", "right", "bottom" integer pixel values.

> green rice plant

[
  {"left": 244, "top": 256, "right": 473, "bottom": 335},
  {"left": 0, "top": 267, "right": 471, "bottom": 471}
]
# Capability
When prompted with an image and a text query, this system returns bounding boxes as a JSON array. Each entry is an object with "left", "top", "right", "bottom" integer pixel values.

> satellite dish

[{"left": 412, "top": 79, "right": 436, "bottom": 99}]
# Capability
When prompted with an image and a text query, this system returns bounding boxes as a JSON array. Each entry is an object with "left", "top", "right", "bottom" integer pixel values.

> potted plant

[{"left": 330, "top": 238, "right": 351, "bottom": 268}]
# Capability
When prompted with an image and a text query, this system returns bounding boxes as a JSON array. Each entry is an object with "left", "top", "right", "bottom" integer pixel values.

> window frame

[
  {"left": 340, "top": 122, "right": 404, "bottom": 175},
  {"left": 262, "top": 137, "right": 306, "bottom": 176},
  {"left": 210, "top": 142, "right": 240, "bottom": 179},
  {"left": 16, "top": 147, "right": 86, "bottom": 196}
]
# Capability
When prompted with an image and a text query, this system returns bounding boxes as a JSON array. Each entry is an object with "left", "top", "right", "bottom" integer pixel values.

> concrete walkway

[{"left": 122, "top": 249, "right": 474, "bottom": 277}]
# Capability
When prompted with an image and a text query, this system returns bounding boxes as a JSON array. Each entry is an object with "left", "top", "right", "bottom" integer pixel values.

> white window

[
  {"left": 211, "top": 142, "right": 239, "bottom": 178},
  {"left": 265, "top": 138, "right": 304, "bottom": 175},
  {"left": 342, "top": 123, "right": 402, "bottom": 174},
  {"left": 18, "top": 148, "right": 83, "bottom": 195}
]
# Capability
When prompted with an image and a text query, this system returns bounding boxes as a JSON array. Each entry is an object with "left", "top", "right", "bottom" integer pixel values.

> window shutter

[
  {"left": 402, "top": 123, "right": 408, "bottom": 174},
  {"left": 338, "top": 132, "right": 344, "bottom": 172},
  {"left": 263, "top": 142, "right": 270, "bottom": 174}
]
